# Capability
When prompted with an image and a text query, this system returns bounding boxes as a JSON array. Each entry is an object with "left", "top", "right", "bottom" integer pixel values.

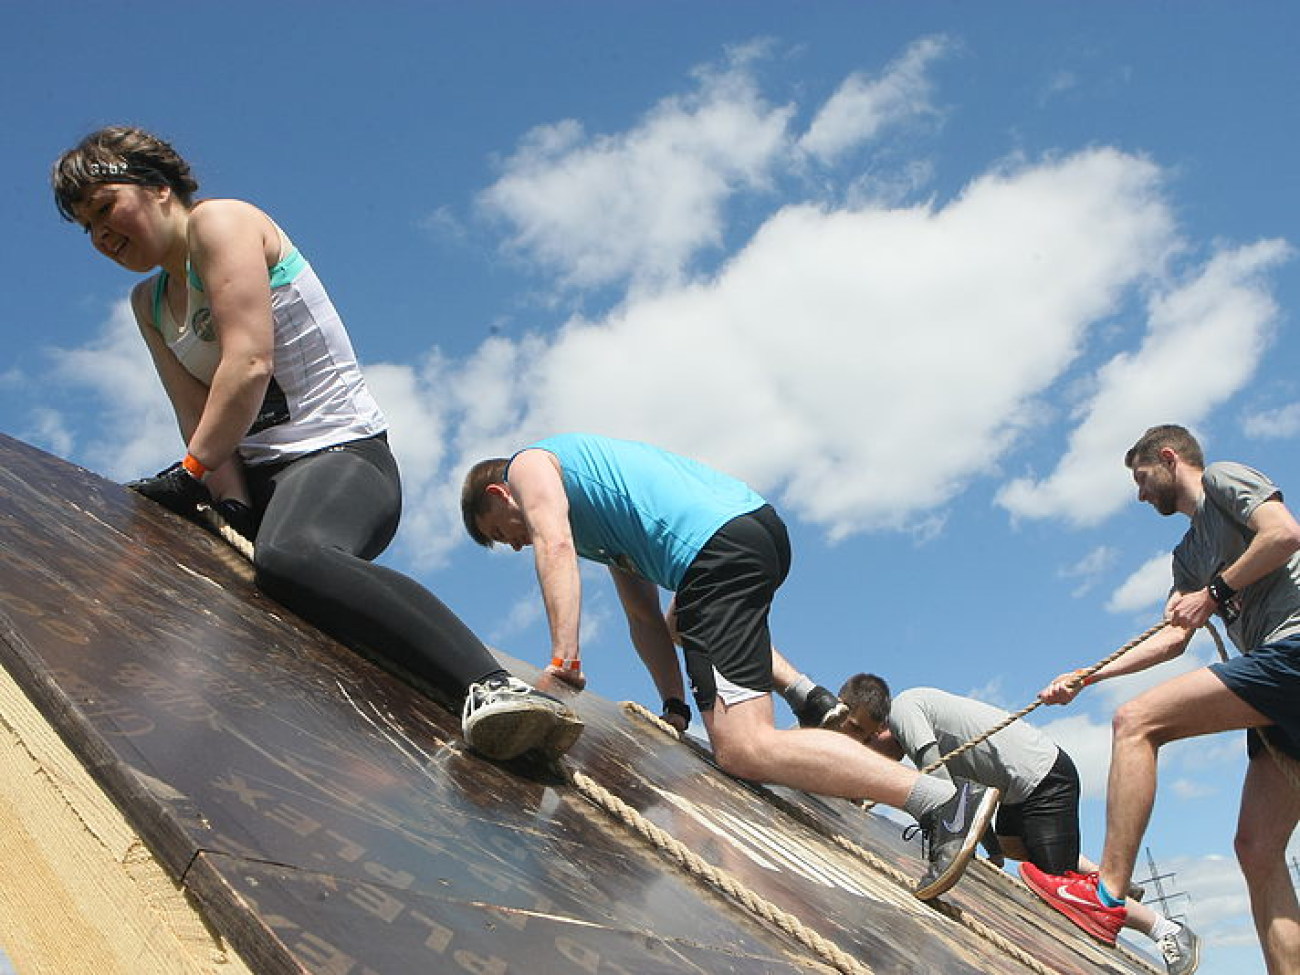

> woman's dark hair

[{"left": 52, "top": 125, "right": 199, "bottom": 222}]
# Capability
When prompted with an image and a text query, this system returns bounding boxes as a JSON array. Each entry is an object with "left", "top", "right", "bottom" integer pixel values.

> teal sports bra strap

[
  {"left": 186, "top": 249, "right": 303, "bottom": 293},
  {"left": 149, "top": 270, "right": 169, "bottom": 333},
  {"left": 149, "top": 250, "right": 303, "bottom": 332}
]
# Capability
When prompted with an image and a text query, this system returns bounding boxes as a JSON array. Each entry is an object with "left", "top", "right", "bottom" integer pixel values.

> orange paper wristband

[{"left": 181, "top": 453, "right": 208, "bottom": 479}]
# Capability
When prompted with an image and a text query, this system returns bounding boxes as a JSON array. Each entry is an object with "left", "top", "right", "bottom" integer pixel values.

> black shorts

[
  {"left": 995, "top": 749, "right": 1082, "bottom": 875},
  {"left": 674, "top": 505, "right": 789, "bottom": 712}
]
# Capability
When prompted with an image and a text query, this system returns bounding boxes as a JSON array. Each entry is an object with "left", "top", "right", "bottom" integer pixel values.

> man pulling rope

[{"left": 1023, "top": 424, "right": 1300, "bottom": 975}]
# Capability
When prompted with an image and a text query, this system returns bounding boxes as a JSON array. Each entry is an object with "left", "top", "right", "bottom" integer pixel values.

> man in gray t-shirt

[
  {"left": 840, "top": 676, "right": 1199, "bottom": 971},
  {"left": 1030, "top": 424, "right": 1300, "bottom": 971},
  {"left": 884, "top": 687, "right": 1059, "bottom": 807}
]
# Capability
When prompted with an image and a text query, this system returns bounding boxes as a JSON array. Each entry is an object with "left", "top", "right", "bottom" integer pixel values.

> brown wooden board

[{"left": 0, "top": 433, "right": 1160, "bottom": 974}]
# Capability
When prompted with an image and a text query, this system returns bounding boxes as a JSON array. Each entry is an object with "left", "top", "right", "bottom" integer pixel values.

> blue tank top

[{"left": 514, "top": 434, "right": 765, "bottom": 590}]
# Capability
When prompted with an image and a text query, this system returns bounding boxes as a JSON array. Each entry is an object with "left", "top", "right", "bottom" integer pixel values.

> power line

[{"left": 1134, "top": 846, "right": 1189, "bottom": 926}]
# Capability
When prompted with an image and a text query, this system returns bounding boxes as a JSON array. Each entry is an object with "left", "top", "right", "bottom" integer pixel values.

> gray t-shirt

[
  {"left": 1172, "top": 462, "right": 1300, "bottom": 652},
  {"left": 886, "top": 687, "right": 1059, "bottom": 806}
]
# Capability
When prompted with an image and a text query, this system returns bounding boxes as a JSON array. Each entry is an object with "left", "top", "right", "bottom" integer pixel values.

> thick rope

[
  {"left": 915, "top": 620, "right": 1169, "bottom": 777},
  {"left": 191, "top": 499, "right": 1155, "bottom": 973},
  {"left": 824, "top": 826, "right": 1075, "bottom": 975},
  {"left": 197, "top": 507, "right": 866, "bottom": 971},
  {"left": 197, "top": 504, "right": 255, "bottom": 562},
  {"left": 565, "top": 762, "right": 872, "bottom": 975},
  {"left": 619, "top": 702, "right": 1069, "bottom": 975}
]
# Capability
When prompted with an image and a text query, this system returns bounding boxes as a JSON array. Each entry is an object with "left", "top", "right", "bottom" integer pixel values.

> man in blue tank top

[{"left": 462, "top": 433, "right": 1000, "bottom": 899}]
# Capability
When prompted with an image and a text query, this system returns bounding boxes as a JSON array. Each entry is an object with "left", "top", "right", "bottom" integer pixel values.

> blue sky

[{"left": 3, "top": 3, "right": 1298, "bottom": 972}]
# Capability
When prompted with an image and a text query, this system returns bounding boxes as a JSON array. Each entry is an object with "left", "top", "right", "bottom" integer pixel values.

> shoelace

[
  {"left": 901, "top": 823, "right": 931, "bottom": 857},
  {"left": 1157, "top": 931, "right": 1184, "bottom": 964}
]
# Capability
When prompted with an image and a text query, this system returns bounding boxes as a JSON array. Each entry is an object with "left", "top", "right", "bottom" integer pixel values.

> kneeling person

[
  {"left": 462, "top": 433, "right": 997, "bottom": 899},
  {"left": 839, "top": 674, "right": 1200, "bottom": 974}
]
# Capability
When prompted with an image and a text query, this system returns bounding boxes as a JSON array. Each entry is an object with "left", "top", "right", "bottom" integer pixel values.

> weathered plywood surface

[
  {"left": 0, "top": 433, "right": 1160, "bottom": 974},
  {"left": 0, "top": 662, "right": 254, "bottom": 975}
]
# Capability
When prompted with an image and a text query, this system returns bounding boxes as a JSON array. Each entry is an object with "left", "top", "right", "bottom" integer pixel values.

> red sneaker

[{"left": 1019, "top": 863, "right": 1126, "bottom": 946}]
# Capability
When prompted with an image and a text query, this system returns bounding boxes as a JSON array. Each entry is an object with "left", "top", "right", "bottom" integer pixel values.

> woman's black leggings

[{"left": 245, "top": 435, "right": 504, "bottom": 697}]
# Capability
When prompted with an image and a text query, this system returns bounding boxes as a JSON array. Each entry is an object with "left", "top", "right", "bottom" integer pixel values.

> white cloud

[
  {"left": 798, "top": 35, "right": 950, "bottom": 164},
  {"left": 43, "top": 298, "right": 176, "bottom": 480},
  {"left": 364, "top": 359, "right": 457, "bottom": 569},
  {"left": 1243, "top": 401, "right": 1300, "bottom": 439},
  {"left": 1038, "top": 70, "right": 1079, "bottom": 106},
  {"left": 458, "top": 146, "right": 1193, "bottom": 545},
  {"left": 996, "top": 238, "right": 1292, "bottom": 527},
  {"left": 1059, "top": 545, "right": 1118, "bottom": 597},
  {"left": 964, "top": 676, "right": 1008, "bottom": 710},
  {"left": 1170, "top": 777, "right": 1216, "bottom": 800},
  {"left": 26, "top": 408, "right": 75, "bottom": 460},
  {"left": 479, "top": 45, "right": 795, "bottom": 292},
  {"left": 1107, "top": 552, "right": 1172, "bottom": 613},
  {"left": 1038, "top": 711, "right": 1112, "bottom": 798},
  {"left": 22, "top": 44, "right": 1294, "bottom": 587},
  {"left": 478, "top": 38, "right": 957, "bottom": 296},
  {"left": 1174, "top": 854, "right": 1253, "bottom": 943}
]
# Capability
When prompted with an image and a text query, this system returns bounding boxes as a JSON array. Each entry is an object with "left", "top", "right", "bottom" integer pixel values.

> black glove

[
  {"left": 126, "top": 461, "right": 212, "bottom": 520},
  {"left": 661, "top": 697, "right": 691, "bottom": 728}
]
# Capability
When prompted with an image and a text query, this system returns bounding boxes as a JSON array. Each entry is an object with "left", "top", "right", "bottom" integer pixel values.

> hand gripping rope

[
  {"left": 198, "top": 503, "right": 255, "bottom": 561},
  {"left": 910, "top": 620, "right": 1169, "bottom": 778}
]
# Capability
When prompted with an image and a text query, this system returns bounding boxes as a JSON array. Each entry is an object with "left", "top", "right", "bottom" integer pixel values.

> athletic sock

[
  {"left": 902, "top": 775, "right": 958, "bottom": 821},
  {"left": 1096, "top": 878, "right": 1125, "bottom": 908},
  {"left": 1149, "top": 917, "right": 1180, "bottom": 941}
]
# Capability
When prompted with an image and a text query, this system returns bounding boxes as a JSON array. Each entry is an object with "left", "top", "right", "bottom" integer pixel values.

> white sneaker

[
  {"left": 462, "top": 676, "right": 584, "bottom": 761},
  {"left": 1158, "top": 924, "right": 1201, "bottom": 975}
]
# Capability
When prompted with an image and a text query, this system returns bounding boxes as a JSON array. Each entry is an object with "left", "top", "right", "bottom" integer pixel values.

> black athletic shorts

[
  {"left": 673, "top": 504, "right": 789, "bottom": 712},
  {"left": 995, "top": 748, "right": 1082, "bottom": 876}
]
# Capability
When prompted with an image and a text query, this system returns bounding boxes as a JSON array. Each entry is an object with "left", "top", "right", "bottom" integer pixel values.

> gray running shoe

[
  {"left": 462, "top": 676, "right": 584, "bottom": 761},
  {"left": 910, "top": 779, "right": 1001, "bottom": 899},
  {"left": 1157, "top": 923, "right": 1201, "bottom": 975},
  {"left": 795, "top": 685, "right": 849, "bottom": 729}
]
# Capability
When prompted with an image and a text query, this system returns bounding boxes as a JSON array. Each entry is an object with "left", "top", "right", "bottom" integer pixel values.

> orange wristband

[
  {"left": 1071, "top": 668, "right": 1094, "bottom": 687},
  {"left": 181, "top": 453, "right": 208, "bottom": 479},
  {"left": 550, "top": 656, "right": 581, "bottom": 672}
]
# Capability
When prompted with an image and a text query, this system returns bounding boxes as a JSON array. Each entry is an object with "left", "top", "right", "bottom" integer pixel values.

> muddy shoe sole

[{"left": 465, "top": 701, "right": 584, "bottom": 761}]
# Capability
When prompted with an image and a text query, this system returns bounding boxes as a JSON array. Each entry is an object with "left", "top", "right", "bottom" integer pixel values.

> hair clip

[{"left": 87, "top": 160, "right": 130, "bottom": 177}]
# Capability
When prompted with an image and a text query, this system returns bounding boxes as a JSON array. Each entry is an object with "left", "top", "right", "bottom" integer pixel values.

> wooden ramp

[{"left": 0, "top": 433, "right": 1161, "bottom": 975}]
